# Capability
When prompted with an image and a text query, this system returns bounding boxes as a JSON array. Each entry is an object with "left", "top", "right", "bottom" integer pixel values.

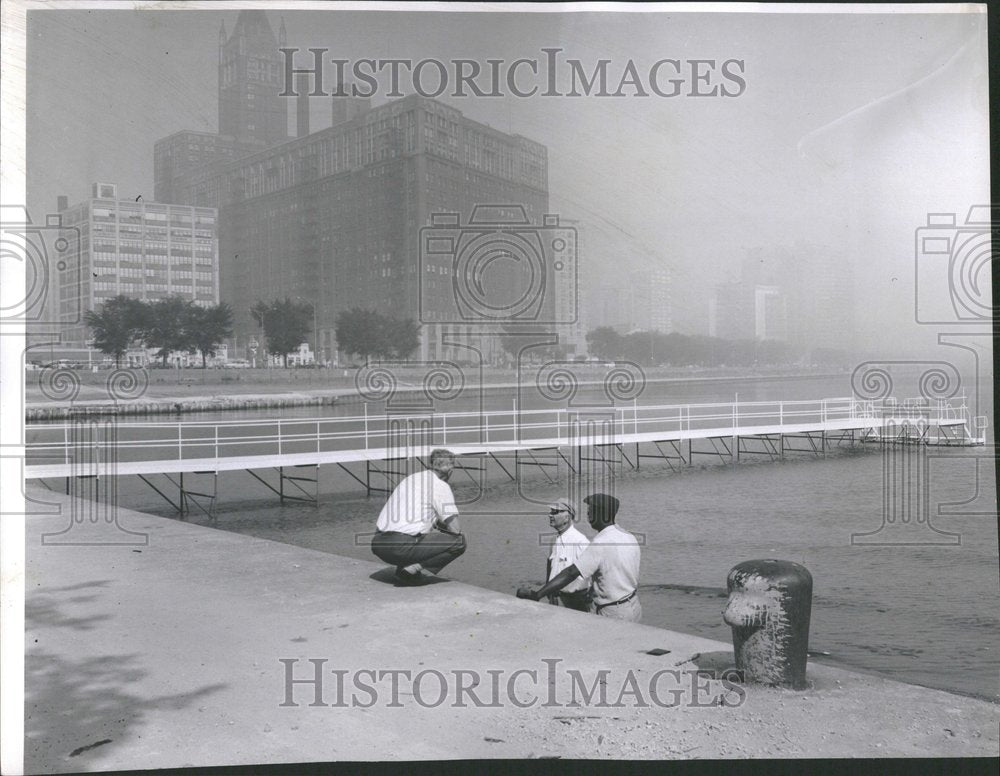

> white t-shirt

[
  {"left": 573, "top": 524, "right": 640, "bottom": 605},
  {"left": 376, "top": 470, "right": 458, "bottom": 535},
  {"left": 548, "top": 524, "right": 591, "bottom": 594}
]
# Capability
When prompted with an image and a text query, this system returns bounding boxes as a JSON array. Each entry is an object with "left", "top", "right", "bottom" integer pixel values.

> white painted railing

[{"left": 24, "top": 396, "right": 972, "bottom": 465}]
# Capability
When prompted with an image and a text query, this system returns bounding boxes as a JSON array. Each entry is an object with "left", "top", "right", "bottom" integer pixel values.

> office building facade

[
  {"left": 154, "top": 11, "right": 550, "bottom": 363},
  {"left": 57, "top": 183, "right": 219, "bottom": 347}
]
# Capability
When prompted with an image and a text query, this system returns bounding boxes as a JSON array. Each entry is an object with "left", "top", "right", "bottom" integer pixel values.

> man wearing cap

[
  {"left": 545, "top": 499, "right": 592, "bottom": 612},
  {"left": 517, "top": 492, "right": 641, "bottom": 622},
  {"left": 370, "top": 448, "right": 466, "bottom": 585}
]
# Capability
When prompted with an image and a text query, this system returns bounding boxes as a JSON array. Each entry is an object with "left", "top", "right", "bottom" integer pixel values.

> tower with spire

[{"left": 218, "top": 10, "right": 288, "bottom": 146}]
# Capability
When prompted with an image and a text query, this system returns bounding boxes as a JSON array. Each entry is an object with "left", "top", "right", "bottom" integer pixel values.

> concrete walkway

[{"left": 24, "top": 492, "right": 998, "bottom": 771}]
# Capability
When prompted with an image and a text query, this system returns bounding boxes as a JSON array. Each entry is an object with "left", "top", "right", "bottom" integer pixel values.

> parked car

[{"left": 224, "top": 359, "right": 250, "bottom": 369}]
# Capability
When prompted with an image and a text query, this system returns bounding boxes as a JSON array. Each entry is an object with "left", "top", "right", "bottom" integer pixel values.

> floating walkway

[{"left": 24, "top": 396, "right": 987, "bottom": 516}]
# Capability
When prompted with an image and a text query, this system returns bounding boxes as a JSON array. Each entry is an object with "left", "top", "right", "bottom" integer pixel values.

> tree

[
  {"left": 335, "top": 308, "right": 420, "bottom": 363},
  {"left": 83, "top": 295, "right": 145, "bottom": 367},
  {"left": 191, "top": 303, "right": 234, "bottom": 368},
  {"left": 335, "top": 308, "right": 380, "bottom": 362},
  {"left": 585, "top": 326, "right": 625, "bottom": 360},
  {"left": 142, "top": 296, "right": 198, "bottom": 366},
  {"left": 252, "top": 298, "right": 313, "bottom": 367},
  {"left": 497, "top": 323, "right": 564, "bottom": 363},
  {"left": 383, "top": 316, "right": 420, "bottom": 359}
]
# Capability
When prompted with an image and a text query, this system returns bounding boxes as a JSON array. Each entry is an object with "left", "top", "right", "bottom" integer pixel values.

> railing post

[
  {"left": 779, "top": 401, "right": 783, "bottom": 426},
  {"left": 178, "top": 423, "right": 182, "bottom": 461},
  {"left": 364, "top": 403, "right": 369, "bottom": 450},
  {"left": 485, "top": 412, "right": 489, "bottom": 444},
  {"left": 278, "top": 419, "right": 282, "bottom": 455},
  {"left": 215, "top": 424, "right": 219, "bottom": 459},
  {"left": 63, "top": 424, "right": 69, "bottom": 465},
  {"left": 316, "top": 420, "right": 320, "bottom": 453},
  {"left": 443, "top": 413, "right": 447, "bottom": 444}
]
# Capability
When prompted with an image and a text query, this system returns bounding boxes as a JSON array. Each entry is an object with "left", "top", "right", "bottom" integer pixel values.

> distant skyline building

[
  {"left": 709, "top": 247, "right": 854, "bottom": 352},
  {"left": 154, "top": 10, "right": 549, "bottom": 363},
  {"left": 584, "top": 266, "right": 671, "bottom": 338},
  {"left": 644, "top": 267, "right": 672, "bottom": 333},
  {"left": 708, "top": 281, "right": 752, "bottom": 340},
  {"left": 56, "top": 183, "right": 219, "bottom": 348},
  {"left": 753, "top": 284, "right": 787, "bottom": 341}
]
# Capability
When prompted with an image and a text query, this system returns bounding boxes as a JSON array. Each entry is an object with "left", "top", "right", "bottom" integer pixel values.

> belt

[{"left": 594, "top": 590, "right": 637, "bottom": 612}]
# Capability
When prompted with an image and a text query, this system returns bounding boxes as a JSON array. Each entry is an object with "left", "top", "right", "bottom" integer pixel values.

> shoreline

[
  {"left": 23, "top": 489, "right": 999, "bottom": 769},
  {"left": 26, "top": 369, "right": 851, "bottom": 420},
  {"left": 127, "top": 481, "right": 995, "bottom": 706}
]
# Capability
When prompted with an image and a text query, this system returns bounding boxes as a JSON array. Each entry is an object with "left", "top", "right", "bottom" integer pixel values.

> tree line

[
  {"left": 85, "top": 295, "right": 233, "bottom": 367},
  {"left": 585, "top": 326, "right": 849, "bottom": 368},
  {"left": 85, "top": 297, "right": 423, "bottom": 369},
  {"left": 248, "top": 303, "right": 421, "bottom": 366},
  {"left": 334, "top": 308, "right": 420, "bottom": 363}
]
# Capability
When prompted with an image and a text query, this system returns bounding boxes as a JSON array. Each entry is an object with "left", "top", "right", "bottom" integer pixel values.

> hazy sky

[{"left": 26, "top": 6, "right": 990, "bottom": 353}]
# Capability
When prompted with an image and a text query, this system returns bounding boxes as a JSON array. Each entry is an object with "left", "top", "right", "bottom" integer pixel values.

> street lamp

[
  {"left": 295, "top": 295, "right": 318, "bottom": 366},
  {"left": 249, "top": 305, "right": 266, "bottom": 368}
]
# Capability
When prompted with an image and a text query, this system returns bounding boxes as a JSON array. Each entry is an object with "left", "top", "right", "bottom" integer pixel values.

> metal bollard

[{"left": 723, "top": 559, "right": 813, "bottom": 690}]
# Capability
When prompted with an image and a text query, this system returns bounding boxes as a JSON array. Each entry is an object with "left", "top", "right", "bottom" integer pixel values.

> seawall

[
  {"left": 21, "top": 490, "right": 999, "bottom": 771},
  {"left": 25, "top": 371, "right": 849, "bottom": 421}
]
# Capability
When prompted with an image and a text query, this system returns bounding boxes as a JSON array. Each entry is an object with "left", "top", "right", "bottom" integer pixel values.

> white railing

[{"left": 24, "top": 396, "right": 971, "bottom": 465}]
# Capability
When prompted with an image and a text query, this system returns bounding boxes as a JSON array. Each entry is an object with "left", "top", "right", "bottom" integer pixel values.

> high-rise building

[
  {"left": 645, "top": 267, "right": 672, "bottom": 333},
  {"left": 154, "top": 131, "right": 263, "bottom": 204},
  {"left": 154, "top": 12, "right": 550, "bottom": 362},
  {"left": 56, "top": 183, "right": 219, "bottom": 347},
  {"left": 753, "top": 285, "right": 787, "bottom": 341},
  {"left": 709, "top": 281, "right": 752, "bottom": 340},
  {"left": 218, "top": 11, "right": 289, "bottom": 147},
  {"left": 153, "top": 12, "right": 294, "bottom": 204}
]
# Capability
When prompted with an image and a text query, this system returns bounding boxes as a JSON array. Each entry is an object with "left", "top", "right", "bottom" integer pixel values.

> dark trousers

[
  {"left": 371, "top": 530, "right": 467, "bottom": 575},
  {"left": 549, "top": 589, "right": 592, "bottom": 613}
]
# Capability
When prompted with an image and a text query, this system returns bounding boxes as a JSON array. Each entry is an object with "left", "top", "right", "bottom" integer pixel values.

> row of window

[
  {"left": 92, "top": 207, "right": 213, "bottom": 223},
  {"left": 91, "top": 250, "right": 214, "bottom": 263}
]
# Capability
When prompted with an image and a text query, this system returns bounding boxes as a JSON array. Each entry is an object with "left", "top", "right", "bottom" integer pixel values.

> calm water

[{"left": 47, "top": 371, "right": 1000, "bottom": 701}]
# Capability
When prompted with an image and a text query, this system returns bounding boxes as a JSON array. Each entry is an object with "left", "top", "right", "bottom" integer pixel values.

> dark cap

[{"left": 584, "top": 493, "right": 619, "bottom": 520}]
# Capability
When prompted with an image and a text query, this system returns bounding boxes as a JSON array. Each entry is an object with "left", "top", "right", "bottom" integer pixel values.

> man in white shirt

[
  {"left": 370, "top": 448, "right": 466, "bottom": 585},
  {"left": 518, "top": 492, "right": 641, "bottom": 622},
  {"left": 545, "top": 499, "right": 592, "bottom": 612}
]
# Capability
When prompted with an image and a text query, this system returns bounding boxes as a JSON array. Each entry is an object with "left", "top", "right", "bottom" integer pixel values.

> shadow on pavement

[
  {"left": 368, "top": 567, "right": 450, "bottom": 587},
  {"left": 25, "top": 584, "right": 228, "bottom": 773}
]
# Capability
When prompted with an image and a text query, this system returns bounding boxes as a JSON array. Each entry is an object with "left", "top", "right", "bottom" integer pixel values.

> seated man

[
  {"left": 370, "top": 448, "right": 466, "bottom": 585},
  {"left": 545, "top": 499, "right": 592, "bottom": 612},
  {"left": 518, "top": 493, "right": 641, "bottom": 622}
]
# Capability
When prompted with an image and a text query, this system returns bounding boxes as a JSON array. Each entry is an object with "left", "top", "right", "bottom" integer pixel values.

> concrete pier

[{"left": 23, "top": 491, "right": 999, "bottom": 771}]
